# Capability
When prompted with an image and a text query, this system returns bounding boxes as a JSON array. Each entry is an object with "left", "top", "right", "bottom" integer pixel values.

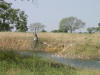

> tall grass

[
  {"left": 0, "top": 32, "right": 100, "bottom": 59},
  {"left": 0, "top": 50, "right": 76, "bottom": 75},
  {"left": 0, "top": 50, "right": 100, "bottom": 75},
  {"left": 0, "top": 32, "right": 45, "bottom": 51}
]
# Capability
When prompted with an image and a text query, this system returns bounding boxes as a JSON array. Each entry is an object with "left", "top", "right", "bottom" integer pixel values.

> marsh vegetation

[
  {"left": 0, "top": 32, "right": 100, "bottom": 75},
  {"left": 0, "top": 32, "right": 100, "bottom": 59},
  {"left": 0, "top": 50, "right": 100, "bottom": 75}
]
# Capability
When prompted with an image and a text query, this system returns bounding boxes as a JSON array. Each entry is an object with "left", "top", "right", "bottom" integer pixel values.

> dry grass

[
  {"left": 0, "top": 32, "right": 34, "bottom": 51},
  {"left": 0, "top": 32, "right": 100, "bottom": 59}
]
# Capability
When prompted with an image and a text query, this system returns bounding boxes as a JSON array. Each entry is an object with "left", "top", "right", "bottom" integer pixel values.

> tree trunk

[
  {"left": 3, "top": 19, "right": 6, "bottom": 31},
  {"left": 69, "top": 26, "right": 73, "bottom": 33}
]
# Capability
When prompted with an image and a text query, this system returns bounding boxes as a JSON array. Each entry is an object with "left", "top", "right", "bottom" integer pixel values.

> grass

[
  {"left": 0, "top": 50, "right": 76, "bottom": 75},
  {"left": 0, "top": 32, "right": 100, "bottom": 59},
  {"left": 0, "top": 32, "right": 100, "bottom": 75},
  {"left": 0, "top": 50, "right": 100, "bottom": 75},
  {"left": 77, "top": 69, "right": 100, "bottom": 75}
]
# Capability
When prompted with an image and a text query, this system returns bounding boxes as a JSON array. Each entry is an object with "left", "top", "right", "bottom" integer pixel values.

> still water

[{"left": 19, "top": 51, "right": 100, "bottom": 69}]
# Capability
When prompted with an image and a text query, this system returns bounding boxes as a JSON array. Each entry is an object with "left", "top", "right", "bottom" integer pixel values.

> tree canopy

[
  {"left": 59, "top": 16, "right": 85, "bottom": 33},
  {"left": 29, "top": 22, "right": 45, "bottom": 33},
  {"left": 87, "top": 27, "right": 97, "bottom": 33},
  {"left": 87, "top": 23, "right": 100, "bottom": 33},
  {"left": 0, "top": 0, "right": 28, "bottom": 32}
]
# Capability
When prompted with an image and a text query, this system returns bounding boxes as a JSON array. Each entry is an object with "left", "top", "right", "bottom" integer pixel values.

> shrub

[{"left": 0, "top": 50, "right": 21, "bottom": 63}]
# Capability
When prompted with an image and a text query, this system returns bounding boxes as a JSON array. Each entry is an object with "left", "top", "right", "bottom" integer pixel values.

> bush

[
  {"left": 0, "top": 50, "right": 21, "bottom": 63},
  {"left": 41, "top": 29, "right": 47, "bottom": 32},
  {"left": 51, "top": 29, "right": 68, "bottom": 33},
  {"left": 51, "top": 30, "right": 59, "bottom": 32}
]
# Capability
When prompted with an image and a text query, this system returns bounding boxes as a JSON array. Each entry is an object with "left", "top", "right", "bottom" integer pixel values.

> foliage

[
  {"left": 0, "top": 0, "right": 28, "bottom": 32},
  {"left": 29, "top": 22, "right": 45, "bottom": 33},
  {"left": 0, "top": 50, "right": 21, "bottom": 63},
  {"left": 59, "top": 16, "right": 85, "bottom": 33},
  {"left": 15, "top": 11, "right": 28, "bottom": 32},
  {"left": 96, "top": 23, "right": 100, "bottom": 32},
  {"left": 41, "top": 29, "right": 47, "bottom": 32},
  {"left": 51, "top": 29, "right": 65, "bottom": 33},
  {"left": 87, "top": 23, "right": 100, "bottom": 33},
  {"left": 0, "top": 0, "right": 12, "bottom": 31},
  {"left": 51, "top": 29, "right": 59, "bottom": 32},
  {"left": 87, "top": 27, "right": 97, "bottom": 33}
]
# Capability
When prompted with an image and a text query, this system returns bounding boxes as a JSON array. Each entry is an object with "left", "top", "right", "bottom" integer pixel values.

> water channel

[{"left": 19, "top": 51, "right": 100, "bottom": 70}]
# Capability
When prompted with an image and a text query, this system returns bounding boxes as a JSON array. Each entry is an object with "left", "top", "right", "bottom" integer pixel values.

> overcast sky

[{"left": 5, "top": 0, "right": 100, "bottom": 32}]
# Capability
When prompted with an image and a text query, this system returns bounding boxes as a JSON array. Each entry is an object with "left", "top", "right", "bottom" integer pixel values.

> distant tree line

[{"left": 51, "top": 17, "right": 100, "bottom": 34}]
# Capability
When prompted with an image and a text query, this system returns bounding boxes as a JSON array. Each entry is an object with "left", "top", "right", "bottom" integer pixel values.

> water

[
  {"left": 19, "top": 51, "right": 100, "bottom": 69},
  {"left": 51, "top": 56, "right": 100, "bottom": 69}
]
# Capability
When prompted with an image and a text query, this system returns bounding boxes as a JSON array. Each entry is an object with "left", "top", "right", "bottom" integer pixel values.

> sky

[{"left": 5, "top": 0, "right": 100, "bottom": 32}]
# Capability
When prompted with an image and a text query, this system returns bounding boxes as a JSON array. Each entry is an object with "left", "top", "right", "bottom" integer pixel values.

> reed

[{"left": 0, "top": 32, "right": 100, "bottom": 59}]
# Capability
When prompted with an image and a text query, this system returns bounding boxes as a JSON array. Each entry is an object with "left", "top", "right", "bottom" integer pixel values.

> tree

[
  {"left": 29, "top": 22, "right": 45, "bottom": 33},
  {"left": 87, "top": 27, "right": 97, "bottom": 33},
  {"left": 59, "top": 16, "right": 85, "bottom": 33},
  {"left": 0, "top": 0, "right": 12, "bottom": 31},
  {"left": 96, "top": 23, "right": 100, "bottom": 32},
  {"left": 0, "top": 0, "right": 28, "bottom": 32},
  {"left": 15, "top": 11, "right": 28, "bottom": 32}
]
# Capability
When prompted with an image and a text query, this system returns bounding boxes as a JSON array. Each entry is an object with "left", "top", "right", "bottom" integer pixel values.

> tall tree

[
  {"left": 15, "top": 11, "right": 28, "bottom": 32},
  {"left": 0, "top": 0, "right": 28, "bottom": 32},
  {"left": 0, "top": 0, "right": 12, "bottom": 31},
  {"left": 29, "top": 22, "right": 45, "bottom": 33},
  {"left": 59, "top": 16, "right": 85, "bottom": 33}
]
